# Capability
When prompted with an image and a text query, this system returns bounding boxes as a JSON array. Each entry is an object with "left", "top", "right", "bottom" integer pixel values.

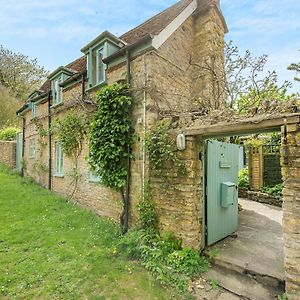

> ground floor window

[
  {"left": 55, "top": 142, "right": 64, "bottom": 176},
  {"left": 29, "top": 138, "right": 36, "bottom": 158}
]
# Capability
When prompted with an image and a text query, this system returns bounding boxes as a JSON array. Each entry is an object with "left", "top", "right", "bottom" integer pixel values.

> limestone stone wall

[
  {"left": 192, "top": 7, "right": 226, "bottom": 110},
  {"left": 281, "top": 127, "right": 300, "bottom": 299},
  {"left": 0, "top": 141, "right": 16, "bottom": 169},
  {"left": 150, "top": 136, "right": 203, "bottom": 249}
]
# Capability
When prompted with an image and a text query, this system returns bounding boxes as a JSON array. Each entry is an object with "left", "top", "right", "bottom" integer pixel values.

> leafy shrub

[
  {"left": 167, "top": 247, "right": 209, "bottom": 276},
  {"left": 238, "top": 168, "right": 249, "bottom": 188},
  {"left": 261, "top": 183, "right": 283, "bottom": 197},
  {"left": 0, "top": 127, "right": 20, "bottom": 141},
  {"left": 117, "top": 229, "right": 151, "bottom": 259},
  {"left": 137, "top": 182, "right": 158, "bottom": 231},
  {"left": 118, "top": 229, "right": 210, "bottom": 295}
]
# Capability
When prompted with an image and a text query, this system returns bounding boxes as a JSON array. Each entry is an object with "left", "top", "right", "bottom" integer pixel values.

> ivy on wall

[
  {"left": 144, "top": 122, "right": 185, "bottom": 177},
  {"left": 32, "top": 117, "right": 48, "bottom": 148},
  {"left": 88, "top": 83, "right": 134, "bottom": 191},
  {"left": 54, "top": 109, "right": 89, "bottom": 199}
]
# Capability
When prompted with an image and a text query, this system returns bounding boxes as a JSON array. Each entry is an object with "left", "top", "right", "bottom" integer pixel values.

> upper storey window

[
  {"left": 81, "top": 31, "right": 125, "bottom": 90},
  {"left": 87, "top": 45, "right": 107, "bottom": 89},
  {"left": 48, "top": 67, "right": 76, "bottom": 107},
  {"left": 52, "top": 75, "right": 63, "bottom": 105}
]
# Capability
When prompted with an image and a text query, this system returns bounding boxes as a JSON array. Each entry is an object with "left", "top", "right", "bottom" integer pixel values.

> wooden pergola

[{"left": 183, "top": 113, "right": 300, "bottom": 138}]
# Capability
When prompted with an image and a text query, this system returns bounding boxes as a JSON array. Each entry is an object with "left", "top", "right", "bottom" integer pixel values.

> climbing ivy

[
  {"left": 144, "top": 122, "right": 185, "bottom": 176},
  {"left": 54, "top": 109, "right": 89, "bottom": 199},
  {"left": 32, "top": 117, "right": 48, "bottom": 148},
  {"left": 54, "top": 109, "right": 88, "bottom": 159},
  {"left": 88, "top": 83, "right": 134, "bottom": 190}
]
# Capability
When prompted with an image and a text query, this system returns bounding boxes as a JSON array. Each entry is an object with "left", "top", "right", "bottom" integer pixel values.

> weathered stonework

[
  {"left": 281, "top": 128, "right": 300, "bottom": 299},
  {"left": 238, "top": 188, "right": 283, "bottom": 207},
  {"left": 0, "top": 141, "right": 16, "bottom": 169},
  {"left": 20, "top": 3, "right": 227, "bottom": 249},
  {"left": 150, "top": 136, "right": 203, "bottom": 249}
]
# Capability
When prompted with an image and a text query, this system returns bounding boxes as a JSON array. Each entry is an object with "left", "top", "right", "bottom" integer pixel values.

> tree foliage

[
  {"left": 0, "top": 127, "right": 20, "bottom": 141},
  {"left": 88, "top": 84, "right": 134, "bottom": 190},
  {"left": 224, "top": 41, "right": 291, "bottom": 112},
  {"left": 0, "top": 86, "right": 20, "bottom": 129},
  {"left": 0, "top": 45, "right": 48, "bottom": 100},
  {"left": 192, "top": 41, "right": 292, "bottom": 114},
  {"left": 288, "top": 50, "right": 300, "bottom": 82}
]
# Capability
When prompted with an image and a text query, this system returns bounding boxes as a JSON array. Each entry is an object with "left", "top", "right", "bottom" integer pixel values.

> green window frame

[
  {"left": 52, "top": 76, "right": 63, "bottom": 105},
  {"left": 96, "top": 47, "right": 105, "bottom": 85},
  {"left": 87, "top": 43, "right": 107, "bottom": 89},
  {"left": 29, "top": 138, "right": 36, "bottom": 158},
  {"left": 89, "top": 169, "right": 102, "bottom": 183},
  {"left": 55, "top": 142, "right": 64, "bottom": 176},
  {"left": 31, "top": 103, "right": 37, "bottom": 118}
]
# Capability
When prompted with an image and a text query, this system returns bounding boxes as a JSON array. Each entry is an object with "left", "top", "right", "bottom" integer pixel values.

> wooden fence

[{"left": 248, "top": 145, "right": 282, "bottom": 190}]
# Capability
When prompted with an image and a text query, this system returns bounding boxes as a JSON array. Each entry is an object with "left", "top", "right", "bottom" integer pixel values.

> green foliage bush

[
  {"left": 88, "top": 84, "right": 134, "bottom": 190},
  {"left": 137, "top": 182, "right": 158, "bottom": 231},
  {"left": 118, "top": 229, "right": 210, "bottom": 295},
  {"left": 238, "top": 168, "right": 249, "bottom": 188},
  {"left": 0, "top": 127, "right": 20, "bottom": 141},
  {"left": 54, "top": 109, "right": 88, "bottom": 158},
  {"left": 261, "top": 183, "right": 283, "bottom": 197}
]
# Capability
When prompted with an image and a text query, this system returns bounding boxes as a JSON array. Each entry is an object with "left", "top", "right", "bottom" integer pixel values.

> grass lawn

[{"left": 0, "top": 166, "right": 176, "bottom": 299}]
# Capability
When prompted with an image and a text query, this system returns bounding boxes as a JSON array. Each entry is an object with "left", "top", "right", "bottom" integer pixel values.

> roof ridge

[{"left": 120, "top": 0, "right": 191, "bottom": 39}]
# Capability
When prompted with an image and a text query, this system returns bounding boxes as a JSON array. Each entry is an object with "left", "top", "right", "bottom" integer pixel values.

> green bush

[
  {"left": 261, "top": 183, "right": 283, "bottom": 197},
  {"left": 137, "top": 182, "right": 158, "bottom": 231},
  {"left": 167, "top": 247, "right": 210, "bottom": 276},
  {"left": 118, "top": 229, "right": 210, "bottom": 296},
  {"left": 238, "top": 168, "right": 249, "bottom": 188},
  {"left": 0, "top": 127, "right": 20, "bottom": 141}
]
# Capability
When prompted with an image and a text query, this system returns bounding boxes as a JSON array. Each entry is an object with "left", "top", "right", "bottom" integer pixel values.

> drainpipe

[
  {"left": 21, "top": 117, "right": 26, "bottom": 177},
  {"left": 122, "top": 49, "right": 132, "bottom": 233},
  {"left": 48, "top": 92, "right": 52, "bottom": 190}
]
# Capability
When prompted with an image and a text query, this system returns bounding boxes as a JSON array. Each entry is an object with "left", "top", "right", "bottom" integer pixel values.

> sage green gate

[
  {"left": 205, "top": 140, "right": 239, "bottom": 246},
  {"left": 16, "top": 132, "right": 23, "bottom": 172}
]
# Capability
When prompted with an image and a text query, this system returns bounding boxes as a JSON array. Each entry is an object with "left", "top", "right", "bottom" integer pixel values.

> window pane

[{"left": 97, "top": 50, "right": 104, "bottom": 83}]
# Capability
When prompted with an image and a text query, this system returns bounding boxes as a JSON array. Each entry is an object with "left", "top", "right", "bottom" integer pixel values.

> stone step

[{"left": 202, "top": 258, "right": 285, "bottom": 300}]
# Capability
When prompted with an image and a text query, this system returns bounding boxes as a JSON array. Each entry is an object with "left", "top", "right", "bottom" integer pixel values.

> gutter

[
  {"left": 103, "top": 34, "right": 153, "bottom": 64},
  {"left": 60, "top": 71, "right": 87, "bottom": 88}
]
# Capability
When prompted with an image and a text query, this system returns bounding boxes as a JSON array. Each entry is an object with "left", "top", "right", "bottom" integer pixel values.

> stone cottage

[{"left": 17, "top": 0, "right": 227, "bottom": 246}]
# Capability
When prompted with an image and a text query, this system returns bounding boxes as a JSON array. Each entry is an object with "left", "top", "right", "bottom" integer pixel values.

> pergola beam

[{"left": 184, "top": 115, "right": 300, "bottom": 137}]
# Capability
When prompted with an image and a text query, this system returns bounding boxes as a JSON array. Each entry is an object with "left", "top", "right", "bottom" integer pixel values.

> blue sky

[{"left": 0, "top": 0, "right": 299, "bottom": 92}]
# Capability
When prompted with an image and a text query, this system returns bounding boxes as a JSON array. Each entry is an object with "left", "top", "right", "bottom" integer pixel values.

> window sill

[
  {"left": 51, "top": 102, "right": 63, "bottom": 109},
  {"left": 54, "top": 173, "right": 64, "bottom": 178},
  {"left": 86, "top": 81, "right": 107, "bottom": 93},
  {"left": 89, "top": 179, "right": 102, "bottom": 183}
]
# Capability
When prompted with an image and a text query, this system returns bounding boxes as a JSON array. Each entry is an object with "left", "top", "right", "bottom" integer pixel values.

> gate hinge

[{"left": 205, "top": 225, "right": 208, "bottom": 236}]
